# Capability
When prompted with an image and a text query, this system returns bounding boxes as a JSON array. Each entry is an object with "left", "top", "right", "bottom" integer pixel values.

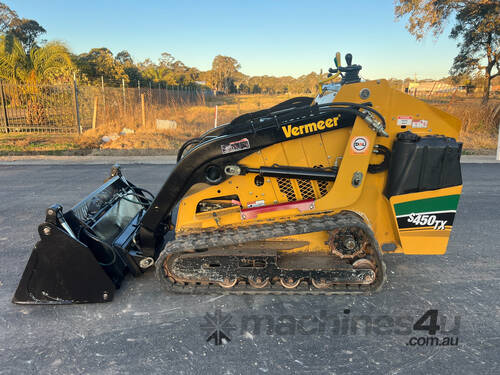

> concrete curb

[
  {"left": 0, "top": 155, "right": 178, "bottom": 165},
  {"left": 0, "top": 154, "right": 497, "bottom": 165},
  {"left": 460, "top": 155, "right": 499, "bottom": 163}
]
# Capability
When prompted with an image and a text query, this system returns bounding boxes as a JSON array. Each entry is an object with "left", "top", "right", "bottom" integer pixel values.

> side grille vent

[
  {"left": 314, "top": 165, "right": 331, "bottom": 198},
  {"left": 297, "top": 179, "right": 315, "bottom": 200},
  {"left": 277, "top": 166, "right": 333, "bottom": 202},
  {"left": 277, "top": 177, "right": 296, "bottom": 201}
]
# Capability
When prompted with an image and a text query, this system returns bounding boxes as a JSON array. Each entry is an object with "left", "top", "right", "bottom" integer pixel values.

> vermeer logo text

[{"left": 282, "top": 116, "right": 340, "bottom": 138}]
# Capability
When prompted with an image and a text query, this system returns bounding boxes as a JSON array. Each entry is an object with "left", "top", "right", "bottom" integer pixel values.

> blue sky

[{"left": 10, "top": 0, "right": 460, "bottom": 79}]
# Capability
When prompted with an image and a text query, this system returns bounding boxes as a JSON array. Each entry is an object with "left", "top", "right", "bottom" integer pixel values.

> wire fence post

[
  {"left": 101, "top": 76, "right": 106, "bottom": 124},
  {"left": 214, "top": 105, "right": 218, "bottom": 128},
  {"left": 92, "top": 96, "right": 98, "bottom": 129},
  {"left": 0, "top": 82, "right": 10, "bottom": 133},
  {"left": 72, "top": 73, "right": 81, "bottom": 134},
  {"left": 101, "top": 76, "right": 106, "bottom": 107},
  {"left": 496, "top": 118, "right": 500, "bottom": 161},
  {"left": 122, "top": 78, "right": 126, "bottom": 112},
  {"left": 141, "top": 93, "right": 146, "bottom": 128}
]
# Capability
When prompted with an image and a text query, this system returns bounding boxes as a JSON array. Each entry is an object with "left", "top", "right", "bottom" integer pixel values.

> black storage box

[{"left": 385, "top": 131, "right": 462, "bottom": 197}]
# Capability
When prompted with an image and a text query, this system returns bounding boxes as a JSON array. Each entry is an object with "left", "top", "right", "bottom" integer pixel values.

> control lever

[
  {"left": 328, "top": 52, "right": 361, "bottom": 83},
  {"left": 345, "top": 53, "right": 352, "bottom": 66}
]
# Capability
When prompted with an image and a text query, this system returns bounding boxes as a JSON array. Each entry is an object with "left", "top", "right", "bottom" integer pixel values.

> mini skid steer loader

[{"left": 13, "top": 53, "right": 463, "bottom": 304}]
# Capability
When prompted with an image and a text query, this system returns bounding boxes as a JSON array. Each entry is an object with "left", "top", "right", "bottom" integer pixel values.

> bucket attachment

[{"left": 13, "top": 165, "right": 154, "bottom": 304}]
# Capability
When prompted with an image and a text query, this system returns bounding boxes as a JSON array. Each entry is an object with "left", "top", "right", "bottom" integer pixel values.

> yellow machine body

[{"left": 175, "top": 80, "right": 461, "bottom": 256}]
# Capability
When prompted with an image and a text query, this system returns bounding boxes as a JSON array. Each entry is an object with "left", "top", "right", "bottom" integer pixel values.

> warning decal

[
  {"left": 412, "top": 120, "right": 428, "bottom": 129},
  {"left": 221, "top": 138, "right": 250, "bottom": 154},
  {"left": 247, "top": 200, "right": 265, "bottom": 208},
  {"left": 351, "top": 136, "right": 369, "bottom": 154},
  {"left": 397, "top": 116, "right": 413, "bottom": 126}
]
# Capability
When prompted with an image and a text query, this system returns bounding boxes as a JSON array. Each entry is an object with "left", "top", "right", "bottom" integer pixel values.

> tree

[
  {"left": 133, "top": 54, "right": 198, "bottom": 87},
  {"left": 8, "top": 18, "right": 46, "bottom": 51},
  {"left": 0, "top": 2, "right": 46, "bottom": 52},
  {"left": 395, "top": 0, "right": 500, "bottom": 103},
  {"left": 0, "top": 36, "right": 73, "bottom": 125},
  {"left": 137, "top": 58, "right": 155, "bottom": 72},
  {"left": 183, "top": 67, "right": 200, "bottom": 86},
  {"left": 238, "top": 82, "right": 250, "bottom": 94},
  {"left": 143, "top": 66, "right": 177, "bottom": 85},
  {"left": 115, "top": 50, "right": 145, "bottom": 86},
  {"left": 251, "top": 83, "right": 261, "bottom": 94},
  {"left": 210, "top": 55, "right": 241, "bottom": 94},
  {"left": 0, "top": 2, "right": 17, "bottom": 33},
  {"left": 76, "top": 47, "right": 128, "bottom": 85},
  {"left": 159, "top": 52, "right": 175, "bottom": 69},
  {"left": 123, "top": 65, "right": 143, "bottom": 85},
  {"left": 115, "top": 50, "right": 133, "bottom": 66},
  {"left": 0, "top": 36, "right": 73, "bottom": 83}
]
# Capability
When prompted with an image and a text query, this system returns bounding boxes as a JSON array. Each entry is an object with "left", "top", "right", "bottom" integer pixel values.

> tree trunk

[{"left": 482, "top": 72, "right": 491, "bottom": 105}]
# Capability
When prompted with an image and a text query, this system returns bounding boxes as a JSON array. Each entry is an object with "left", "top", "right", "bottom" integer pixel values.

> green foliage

[
  {"left": 395, "top": 0, "right": 499, "bottom": 103},
  {"left": 115, "top": 50, "right": 144, "bottom": 85},
  {"left": 0, "top": 2, "right": 46, "bottom": 52},
  {"left": 115, "top": 50, "right": 133, "bottom": 66},
  {"left": 0, "top": 2, "right": 17, "bottom": 33},
  {"left": 138, "top": 52, "right": 200, "bottom": 87},
  {"left": 0, "top": 36, "right": 73, "bottom": 83},
  {"left": 76, "top": 47, "right": 128, "bottom": 85},
  {"left": 448, "top": 1, "right": 499, "bottom": 103},
  {"left": 210, "top": 55, "right": 241, "bottom": 93},
  {"left": 143, "top": 66, "right": 176, "bottom": 85},
  {"left": 243, "top": 72, "right": 325, "bottom": 95},
  {"left": 395, "top": 0, "right": 455, "bottom": 40},
  {"left": 8, "top": 18, "right": 46, "bottom": 51}
]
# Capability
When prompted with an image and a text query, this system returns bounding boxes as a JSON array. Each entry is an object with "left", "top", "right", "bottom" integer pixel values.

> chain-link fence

[
  {"left": 1, "top": 79, "right": 497, "bottom": 134},
  {"left": 407, "top": 84, "right": 500, "bottom": 105},
  {"left": 0, "top": 81, "right": 213, "bottom": 133}
]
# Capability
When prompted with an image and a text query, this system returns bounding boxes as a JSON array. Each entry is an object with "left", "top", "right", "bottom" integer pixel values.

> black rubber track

[{"left": 155, "top": 212, "right": 386, "bottom": 295}]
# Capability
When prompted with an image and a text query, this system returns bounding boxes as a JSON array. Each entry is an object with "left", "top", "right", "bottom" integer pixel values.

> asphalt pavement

[{"left": 0, "top": 162, "right": 499, "bottom": 374}]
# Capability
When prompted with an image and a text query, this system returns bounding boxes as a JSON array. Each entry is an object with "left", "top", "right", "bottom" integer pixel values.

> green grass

[{"left": 0, "top": 134, "right": 83, "bottom": 154}]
